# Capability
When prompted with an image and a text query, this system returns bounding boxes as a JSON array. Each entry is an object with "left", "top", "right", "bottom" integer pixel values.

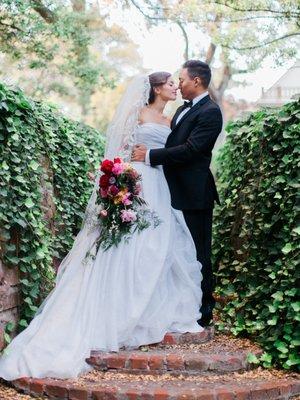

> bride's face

[{"left": 155, "top": 77, "right": 178, "bottom": 102}]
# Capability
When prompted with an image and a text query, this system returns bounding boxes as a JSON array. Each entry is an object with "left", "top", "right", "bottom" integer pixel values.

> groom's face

[{"left": 179, "top": 68, "right": 198, "bottom": 100}]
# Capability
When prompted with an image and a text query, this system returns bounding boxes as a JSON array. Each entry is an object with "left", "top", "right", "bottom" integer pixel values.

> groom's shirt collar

[
  {"left": 176, "top": 91, "right": 209, "bottom": 125},
  {"left": 191, "top": 91, "right": 209, "bottom": 106}
]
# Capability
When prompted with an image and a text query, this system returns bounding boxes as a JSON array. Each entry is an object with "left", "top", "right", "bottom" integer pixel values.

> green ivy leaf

[
  {"left": 4, "top": 332, "right": 11, "bottom": 344},
  {"left": 271, "top": 291, "right": 284, "bottom": 301},
  {"left": 15, "top": 175, "right": 26, "bottom": 183},
  {"left": 281, "top": 243, "right": 292, "bottom": 254},
  {"left": 291, "top": 302, "right": 300, "bottom": 312},
  {"left": 29, "top": 160, "right": 39, "bottom": 171},
  {"left": 247, "top": 353, "right": 260, "bottom": 364},
  {"left": 292, "top": 226, "right": 300, "bottom": 235},
  {"left": 11, "top": 133, "right": 20, "bottom": 141},
  {"left": 15, "top": 218, "right": 27, "bottom": 228},
  {"left": 24, "top": 198, "right": 35, "bottom": 208},
  {"left": 18, "top": 319, "right": 28, "bottom": 328},
  {"left": 2, "top": 160, "right": 9, "bottom": 170},
  {"left": 275, "top": 340, "right": 289, "bottom": 353}
]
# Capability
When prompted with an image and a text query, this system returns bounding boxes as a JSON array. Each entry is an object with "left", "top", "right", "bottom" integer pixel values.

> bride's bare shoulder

[
  {"left": 138, "top": 106, "right": 151, "bottom": 123},
  {"left": 164, "top": 115, "right": 172, "bottom": 124}
]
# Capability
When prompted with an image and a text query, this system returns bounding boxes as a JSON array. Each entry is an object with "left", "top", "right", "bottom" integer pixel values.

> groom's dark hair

[{"left": 182, "top": 60, "right": 211, "bottom": 88}]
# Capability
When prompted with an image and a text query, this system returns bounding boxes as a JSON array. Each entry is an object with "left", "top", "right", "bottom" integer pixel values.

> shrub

[
  {"left": 213, "top": 100, "right": 300, "bottom": 370},
  {"left": 0, "top": 82, "right": 105, "bottom": 331}
]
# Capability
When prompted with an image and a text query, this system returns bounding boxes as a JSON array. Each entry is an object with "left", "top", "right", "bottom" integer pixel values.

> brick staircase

[{"left": 10, "top": 328, "right": 300, "bottom": 399}]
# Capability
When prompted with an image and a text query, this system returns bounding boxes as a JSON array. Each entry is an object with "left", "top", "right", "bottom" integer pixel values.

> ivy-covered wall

[
  {"left": 0, "top": 82, "right": 105, "bottom": 343},
  {"left": 213, "top": 100, "right": 300, "bottom": 370}
]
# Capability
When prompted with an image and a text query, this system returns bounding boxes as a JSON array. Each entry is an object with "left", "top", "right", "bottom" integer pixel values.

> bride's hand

[
  {"left": 87, "top": 171, "right": 95, "bottom": 181},
  {"left": 131, "top": 144, "right": 147, "bottom": 162}
]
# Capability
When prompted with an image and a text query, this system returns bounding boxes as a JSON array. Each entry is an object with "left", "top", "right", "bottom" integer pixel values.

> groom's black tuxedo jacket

[{"left": 149, "top": 95, "right": 223, "bottom": 210}]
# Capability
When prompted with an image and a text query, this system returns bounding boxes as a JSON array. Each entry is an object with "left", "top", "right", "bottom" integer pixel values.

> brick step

[
  {"left": 161, "top": 328, "right": 214, "bottom": 345},
  {"left": 86, "top": 332, "right": 262, "bottom": 376},
  {"left": 11, "top": 370, "right": 300, "bottom": 399},
  {"left": 86, "top": 347, "right": 262, "bottom": 375}
]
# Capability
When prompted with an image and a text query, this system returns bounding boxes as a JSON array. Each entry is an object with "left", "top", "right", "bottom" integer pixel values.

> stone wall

[{"left": 0, "top": 261, "right": 20, "bottom": 350}]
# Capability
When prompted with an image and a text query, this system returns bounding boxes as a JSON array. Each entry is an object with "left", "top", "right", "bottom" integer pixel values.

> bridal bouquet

[{"left": 91, "top": 157, "right": 161, "bottom": 252}]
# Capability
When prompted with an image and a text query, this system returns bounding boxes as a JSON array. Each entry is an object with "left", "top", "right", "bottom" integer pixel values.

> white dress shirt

[{"left": 144, "top": 91, "right": 209, "bottom": 165}]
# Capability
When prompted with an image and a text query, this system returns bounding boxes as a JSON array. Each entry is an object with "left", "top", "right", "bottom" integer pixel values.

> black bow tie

[{"left": 182, "top": 100, "right": 193, "bottom": 109}]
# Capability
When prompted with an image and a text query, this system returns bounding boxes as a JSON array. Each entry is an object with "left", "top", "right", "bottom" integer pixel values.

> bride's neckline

[{"left": 138, "top": 122, "right": 171, "bottom": 129}]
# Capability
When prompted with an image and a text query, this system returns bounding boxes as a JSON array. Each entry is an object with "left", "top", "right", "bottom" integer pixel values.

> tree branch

[
  {"left": 176, "top": 20, "right": 189, "bottom": 60},
  {"left": 212, "top": 1, "right": 300, "bottom": 18},
  {"left": 127, "top": 0, "right": 298, "bottom": 26},
  {"left": 220, "top": 15, "right": 287, "bottom": 22},
  {"left": 128, "top": 0, "right": 165, "bottom": 21},
  {"left": 205, "top": 42, "right": 216, "bottom": 65},
  {"left": 217, "top": 63, "right": 232, "bottom": 97},
  {"left": 128, "top": 0, "right": 191, "bottom": 61},
  {"left": 30, "top": 0, "right": 57, "bottom": 23},
  {"left": 222, "top": 32, "right": 300, "bottom": 50}
]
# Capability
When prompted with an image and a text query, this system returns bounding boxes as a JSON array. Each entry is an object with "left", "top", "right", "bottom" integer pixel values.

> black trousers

[{"left": 182, "top": 208, "right": 215, "bottom": 324}]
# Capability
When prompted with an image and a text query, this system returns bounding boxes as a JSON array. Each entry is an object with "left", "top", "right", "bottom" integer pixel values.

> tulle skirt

[{"left": 0, "top": 162, "right": 202, "bottom": 379}]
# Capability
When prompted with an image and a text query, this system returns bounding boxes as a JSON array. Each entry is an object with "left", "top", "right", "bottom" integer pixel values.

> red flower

[
  {"left": 100, "top": 174, "right": 110, "bottom": 188},
  {"left": 101, "top": 159, "right": 114, "bottom": 174},
  {"left": 108, "top": 185, "right": 119, "bottom": 196},
  {"left": 113, "top": 157, "right": 122, "bottom": 164}
]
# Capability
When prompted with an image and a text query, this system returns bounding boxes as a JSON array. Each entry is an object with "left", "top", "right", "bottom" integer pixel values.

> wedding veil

[
  {"left": 105, "top": 74, "right": 151, "bottom": 160},
  {"left": 34, "top": 74, "right": 150, "bottom": 316}
]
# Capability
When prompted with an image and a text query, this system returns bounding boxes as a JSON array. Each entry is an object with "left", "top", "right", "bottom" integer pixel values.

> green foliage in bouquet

[
  {"left": 213, "top": 99, "right": 300, "bottom": 370},
  {"left": 0, "top": 82, "right": 104, "bottom": 334}
]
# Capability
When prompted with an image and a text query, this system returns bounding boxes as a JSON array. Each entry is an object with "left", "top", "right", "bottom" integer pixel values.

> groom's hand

[{"left": 131, "top": 144, "right": 147, "bottom": 162}]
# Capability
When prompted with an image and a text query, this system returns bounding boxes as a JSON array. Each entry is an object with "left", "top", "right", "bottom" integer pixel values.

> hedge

[
  {"left": 0, "top": 82, "right": 105, "bottom": 335},
  {"left": 213, "top": 99, "right": 300, "bottom": 370}
]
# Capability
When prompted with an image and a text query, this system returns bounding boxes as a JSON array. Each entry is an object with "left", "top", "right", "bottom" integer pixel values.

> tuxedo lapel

[
  {"left": 171, "top": 106, "right": 184, "bottom": 130},
  {"left": 172, "top": 95, "right": 210, "bottom": 132}
]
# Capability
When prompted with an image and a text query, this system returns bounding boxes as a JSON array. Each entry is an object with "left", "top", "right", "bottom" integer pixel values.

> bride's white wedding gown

[{"left": 0, "top": 123, "right": 203, "bottom": 380}]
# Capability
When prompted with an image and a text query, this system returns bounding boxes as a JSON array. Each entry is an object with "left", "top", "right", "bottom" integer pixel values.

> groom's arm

[{"left": 149, "top": 109, "right": 223, "bottom": 166}]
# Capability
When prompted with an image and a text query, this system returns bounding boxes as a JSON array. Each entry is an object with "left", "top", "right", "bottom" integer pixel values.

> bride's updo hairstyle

[{"left": 148, "top": 71, "right": 171, "bottom": 104}]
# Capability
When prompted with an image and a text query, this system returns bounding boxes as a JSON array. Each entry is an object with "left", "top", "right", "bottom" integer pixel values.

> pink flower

[
  {"left": 120, "top": 209, "right": 137, "bottom": 223},
  {"left": 121, "top": 192, "right": 132, "bottom": 206},
  {"left": 100, "top": 210, "right": 108, "bottom": 218},
  {"left": 108, "top": 185, "right": 119, "bottom": 196},
  {"left": 100, "top": 188, "right": 108, "bottom": 198},
  {"left": 134, "top": 183, "right": 142, "bottom": 195},
  {"left": 128, "top": 169, "right": 139, "bottom": 179},
  {"left": 112, "top": 162, "right": 124, "bottom": 176}
]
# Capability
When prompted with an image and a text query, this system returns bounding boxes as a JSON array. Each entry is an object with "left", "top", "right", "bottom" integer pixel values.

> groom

[{"left": 132, "top": 60, "right": 223, "bottom": 326}]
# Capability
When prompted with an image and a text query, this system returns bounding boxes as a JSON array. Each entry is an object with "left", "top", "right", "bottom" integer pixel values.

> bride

[{"left": 0, "top": 72, "right": 203, "bottom": 380}]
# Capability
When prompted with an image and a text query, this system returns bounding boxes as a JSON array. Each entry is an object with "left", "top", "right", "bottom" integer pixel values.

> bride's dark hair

[{"left": 148, "top": 71, "right": 171, "bottom": 104}]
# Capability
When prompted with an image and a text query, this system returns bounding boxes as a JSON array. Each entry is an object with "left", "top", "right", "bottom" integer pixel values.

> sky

[{"left": 108, "top": 5, "right": 297, "bottom": 102}]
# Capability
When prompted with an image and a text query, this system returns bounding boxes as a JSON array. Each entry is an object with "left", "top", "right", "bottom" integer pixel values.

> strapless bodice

[{"left": 134, "top": 123, "right": 171, "bottom": 149}]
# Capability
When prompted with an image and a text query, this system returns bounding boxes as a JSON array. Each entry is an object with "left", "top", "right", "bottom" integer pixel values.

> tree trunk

[{"left": 71, "top": 0, "right": 90, "bottom": 117}]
